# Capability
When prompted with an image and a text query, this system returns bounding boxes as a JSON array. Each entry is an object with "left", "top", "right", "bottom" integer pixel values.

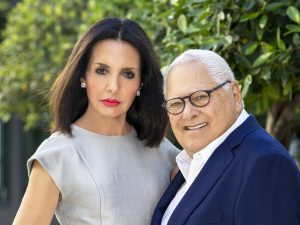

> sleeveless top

[{"left": 27, "top": 125, "right": 179, "bottom": 225}]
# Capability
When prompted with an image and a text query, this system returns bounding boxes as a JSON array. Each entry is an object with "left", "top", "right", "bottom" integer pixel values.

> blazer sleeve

[{"left": 235, "top": 152, "right": 300, "bottom": 225}]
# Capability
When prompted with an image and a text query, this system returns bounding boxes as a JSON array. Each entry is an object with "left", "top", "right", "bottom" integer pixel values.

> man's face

[{"left": 166, "top": 60, "right": 243, "bottom": 156}]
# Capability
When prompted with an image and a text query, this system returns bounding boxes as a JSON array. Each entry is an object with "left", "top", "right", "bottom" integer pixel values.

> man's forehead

[
  {"left": 166, "top": 62, "right": 212, "bottom": 85},
  {"left": 169, "top": 59, "right": 204, "bottom": 72}
]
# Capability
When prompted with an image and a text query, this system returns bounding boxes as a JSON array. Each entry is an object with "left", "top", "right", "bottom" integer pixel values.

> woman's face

[{"left": 83, "top": 39, "right": 141, "bottom": 123}]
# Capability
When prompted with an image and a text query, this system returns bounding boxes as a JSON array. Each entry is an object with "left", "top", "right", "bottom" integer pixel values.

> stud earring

[
  {"left": 81, "top": 82, "right": 86, "bottom": 88},
  {"left": 136, "top": 90, "right": 140, "bottom": 96}
]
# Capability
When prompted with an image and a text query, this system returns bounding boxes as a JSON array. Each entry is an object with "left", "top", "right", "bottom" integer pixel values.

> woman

[{"left": 13, "top": 18, "right": 179, "bottom": 225}]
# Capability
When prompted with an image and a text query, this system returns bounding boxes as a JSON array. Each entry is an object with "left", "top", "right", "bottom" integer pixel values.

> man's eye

[
  {"left": 193, "top": 95, "right": 208, "bottom": 101},
  {"left": 169, "top": 101, "right": 183, "bottom": 109},
  {"left": 192, "top": 92, "right": 209, "bottom": 102}
]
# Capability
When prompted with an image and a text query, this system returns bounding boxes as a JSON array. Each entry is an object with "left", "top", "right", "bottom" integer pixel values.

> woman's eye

[
  {"left": 95, "top": 68, "right": 107, "bottom": 75},
  {"left": 123, "top": 71, "right": 135, "bottom": 79}
]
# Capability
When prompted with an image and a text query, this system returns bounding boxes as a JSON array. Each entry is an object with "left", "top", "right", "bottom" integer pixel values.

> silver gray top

[{"left": 27, "top": 125, "right": 179, "bottom": 225}]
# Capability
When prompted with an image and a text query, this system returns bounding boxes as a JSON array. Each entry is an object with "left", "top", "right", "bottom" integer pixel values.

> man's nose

[{"left": 182, "top": 99, "right": 199, "bottom": 119}]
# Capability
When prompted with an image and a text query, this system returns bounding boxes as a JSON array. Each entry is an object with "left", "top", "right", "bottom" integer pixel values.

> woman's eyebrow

[{"left": 93, "top": 62, "right": 109, "bottom": 68}]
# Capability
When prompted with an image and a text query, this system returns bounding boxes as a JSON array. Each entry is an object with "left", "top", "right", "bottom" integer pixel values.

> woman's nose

[{"left": 107, "top": 75, "right": 119, "bottom": 93}]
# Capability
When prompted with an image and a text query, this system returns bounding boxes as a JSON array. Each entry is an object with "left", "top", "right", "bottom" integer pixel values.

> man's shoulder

[{"left": 237, "top": 126, "right": 289, "bottom": 159}]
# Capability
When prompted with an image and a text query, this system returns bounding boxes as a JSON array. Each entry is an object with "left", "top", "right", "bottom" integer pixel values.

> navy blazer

[{"left": 152, "top": 116, "right": 300, "bottom": 225}]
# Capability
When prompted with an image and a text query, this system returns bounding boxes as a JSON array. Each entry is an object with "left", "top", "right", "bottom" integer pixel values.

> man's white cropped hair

[{"left": 163, "top": 49, "right": 235, "bottom": 96}]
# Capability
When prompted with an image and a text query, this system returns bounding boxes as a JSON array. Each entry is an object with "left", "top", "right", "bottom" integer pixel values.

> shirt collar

[{"left": 176, "top": 109, "right": 249, "bottom": 180}]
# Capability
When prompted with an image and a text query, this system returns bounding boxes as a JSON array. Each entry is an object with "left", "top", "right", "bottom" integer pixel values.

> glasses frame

[{"left": 163, "top": 80, "right": 231, "bottom": 115}]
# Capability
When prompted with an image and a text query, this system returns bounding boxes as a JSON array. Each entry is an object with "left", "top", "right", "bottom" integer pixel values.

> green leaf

[
  {"left": 282, "top": 55, "right": 291, "bottom": 65},
  {"left": 234, "top": 53, "right": 252, "bottom": 69},
  {"left": 240, "top": 11, "right": 260, "bottom": 22},
  {"left": 0, "top": 1, "right": 10, "bottom": 11},
  {"left": 191, "top": 0, "right": 208, "bottom": 3},
  {"left": 195, "top": 10, "right": 211, "bottom": 21},
  {"left": 293, "top": 33, "right": 300, "bottom": 45},
  {"left": 241, "top": 74, "right": 252, "bottom": 98},
  {"left": 276, "top": 27, "right": 286, "bottom": 50},
  {"left": 171, "top": 0, "right": 179, "bottom": 5},
  {"left": 285, "top": 24, "right": 300, "bottom": 35},
  {"left": 180, "top": 38, "right": 194, "bottom": 46},
  {"left": 265, "top": 2, "right": 287, "bottom": 12},
  {"left": 244, "top": 1, "right": 256, "bottom": 11},
  {"left": 253, "top": 52, "right": 273, "bottom": 67},
  {"left": 287, "top": 6, "right": 300, "bottom": 24},
  {"left": 256, "top": 27, "right": 264, "bottom": 40},
  {"left": 218, "top": 11, "right": 225, "bottom": 20},
  {"left": 265, "top": 85, "right": 281, "bottom": 100},
  {"left": 259, "top": 15, "right": 267, "bottom": 29},
  {"left": 278, "top": 40, "right": 286, "bottom": 50},
  {"left": 261, "top": 42, "right": 274, "bottom": 52},
  {"left": 177, "top": 14, "right": 187, "bottom": 33},
  {"left": 283, "top": 81, "right": 292, "bottom": 96},
  {"left": 261, "top": 67, "right": 271, "bottom": 81},
  {"left": 278, "top": 52, "right": 290, "bottom": 63},
  {"left": 186, "top": 25, "right": 199, "bottom": 34},
  {"left": 245, "top": 42, "right": 259, "bottom": 55},
  {"left": 200, "top": 38, "right": 219, "bottom": 50},
  {"left": 223, "top": 35, "right": 232, "bottom": 45}
]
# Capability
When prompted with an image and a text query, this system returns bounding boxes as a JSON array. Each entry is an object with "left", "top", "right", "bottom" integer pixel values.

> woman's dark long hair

[{"left": 49, "top": 18, "right": 167, "bottom": 147}]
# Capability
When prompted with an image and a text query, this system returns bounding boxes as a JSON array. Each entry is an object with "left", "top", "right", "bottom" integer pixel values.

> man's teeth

[{"left": 186, "top": 123, "right": 207, "bottom": 130}]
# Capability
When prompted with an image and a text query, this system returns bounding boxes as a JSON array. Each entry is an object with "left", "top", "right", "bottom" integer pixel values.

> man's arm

[{"left": 235, "top": 152, "right": 300, "bottom": 225}]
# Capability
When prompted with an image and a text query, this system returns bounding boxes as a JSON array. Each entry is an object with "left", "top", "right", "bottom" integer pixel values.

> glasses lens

[
  {"left": 191, "top": 91, "right": 209, "bottom": 107},
  {"left": 166, "top": 98, "right": 184, "bottom": 114}
]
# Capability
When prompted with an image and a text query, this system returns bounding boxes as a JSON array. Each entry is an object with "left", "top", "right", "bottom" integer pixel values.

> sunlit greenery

[{"left": 0, "top": 0, "right": 300, "bottom": 146}]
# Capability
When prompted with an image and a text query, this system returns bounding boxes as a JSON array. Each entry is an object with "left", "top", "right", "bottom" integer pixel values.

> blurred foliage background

[{"left": 0, "top": 0, "right": 300, "bottom": 149}]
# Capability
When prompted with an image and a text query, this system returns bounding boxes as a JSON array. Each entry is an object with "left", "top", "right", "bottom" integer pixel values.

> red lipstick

[{"left": 102, "top": 99, "right": 120, "bottom": 107}]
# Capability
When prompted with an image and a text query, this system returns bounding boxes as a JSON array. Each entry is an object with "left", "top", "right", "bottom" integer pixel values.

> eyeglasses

[{"left": 163, "top": 80, "right": 231, "bottom": 115}]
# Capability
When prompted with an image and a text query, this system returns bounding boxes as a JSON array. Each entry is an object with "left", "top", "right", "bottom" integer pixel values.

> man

[{"left": 152, "top": 49, "right": 300, "bottom": 225}]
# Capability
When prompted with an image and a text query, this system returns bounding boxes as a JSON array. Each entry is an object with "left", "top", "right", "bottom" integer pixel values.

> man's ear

[
  {"left": 232, "top": 81, "right": 242, "bottom": 102},
  {"left": 231, "top": 80, "right": 243, "bottom": 112}
]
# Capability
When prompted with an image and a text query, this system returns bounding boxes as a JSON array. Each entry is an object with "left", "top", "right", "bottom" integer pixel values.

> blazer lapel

[
  {"left": 167, "top": 141, "right": 233, "bottom": 225},
  {"left": 167, "top": 115, "right": 260, "bottom": 225},
  {"left": 152, "top": 171, "right": 185, "bottom": 225}
]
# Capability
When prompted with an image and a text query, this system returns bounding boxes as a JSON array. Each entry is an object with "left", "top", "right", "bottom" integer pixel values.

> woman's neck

[{"left": 74, "top": 113, "right": 132, "bottom": 136}]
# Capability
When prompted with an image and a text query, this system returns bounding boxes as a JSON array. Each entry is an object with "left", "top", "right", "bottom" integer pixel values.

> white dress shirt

[{"left": 161, "top": 109, "right": 249, "bottom": 225}]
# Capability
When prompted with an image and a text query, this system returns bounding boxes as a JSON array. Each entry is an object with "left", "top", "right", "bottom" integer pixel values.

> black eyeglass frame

[{"left": 163, "top": 80, "right": 232, "bottom": 115}]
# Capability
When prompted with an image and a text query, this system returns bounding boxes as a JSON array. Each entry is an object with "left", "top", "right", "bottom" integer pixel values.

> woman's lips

[{"left": 102, "top": 99, "right": 120, "bottom": 107}]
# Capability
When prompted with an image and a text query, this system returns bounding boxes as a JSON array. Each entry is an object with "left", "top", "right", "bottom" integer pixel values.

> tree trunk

[{"left": 265, "top": 93, "right": 300, "bottom": 149}]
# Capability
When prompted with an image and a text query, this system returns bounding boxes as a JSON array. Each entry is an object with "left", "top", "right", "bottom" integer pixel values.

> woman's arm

[
  {"left": 13, "top": 160, "right": 60, "bottom": 225},
  {"left": 170, "top": 165, "right": 179, "bottom": 181}
]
